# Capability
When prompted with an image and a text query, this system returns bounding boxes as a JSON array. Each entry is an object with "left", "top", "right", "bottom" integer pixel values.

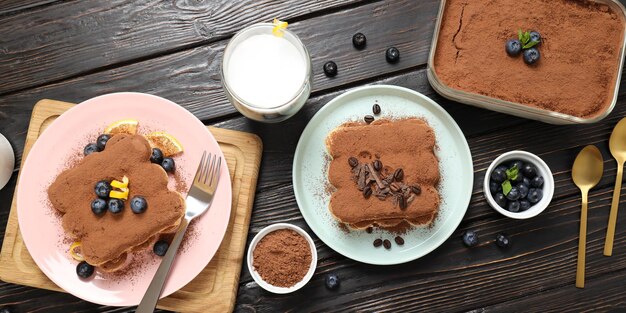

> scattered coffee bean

[
  {"left": 364, "top": 115, "right": 375, "bottom": 124},
  {"left": 363, "top": 185, "right": 372, "bottom": 199},
  {"left": 373, "top": 160, "right": 382, "bottom": 171},
  {"left": 411, "top": 185, "right": 421, "bottom": 195},
  {"left": 383, "top": 239, "right": 392, "bottom": 249},
  {"left": 394, "top": 236, "right": 404, "bottom": 245},
  {"left": 389, "top": 182, "right": 400, "bottom": 192},
  {"left": 348, "top": 156, "right": 359, "bottom": 168},
  {"left": 373, "top": 103, "right": 381, "bottom": 115},
  {"left": 393, "top": 168, "right": 404, "bottom": 181},
  {"left": 366, "top": 227, "right": 373, "bottom": 233},
  {"left": 398, "top": 194, "right": 407, "bottom": 210},
  {"left": 373, "top": 238, "right": 383, "bottom": 247}
]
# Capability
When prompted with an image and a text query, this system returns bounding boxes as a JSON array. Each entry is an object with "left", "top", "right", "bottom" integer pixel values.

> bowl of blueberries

[{"left": 484, "top": 151, "right": 554, "bottom": 219}]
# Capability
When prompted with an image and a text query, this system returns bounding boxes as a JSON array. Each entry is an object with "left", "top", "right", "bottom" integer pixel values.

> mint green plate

[{"left": 293, "top": 85, "right": 473, "bottom": 265}]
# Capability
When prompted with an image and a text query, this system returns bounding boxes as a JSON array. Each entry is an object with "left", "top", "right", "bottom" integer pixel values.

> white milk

[{"left": 225, "top": 34, "right": 307, "bottom": 109}]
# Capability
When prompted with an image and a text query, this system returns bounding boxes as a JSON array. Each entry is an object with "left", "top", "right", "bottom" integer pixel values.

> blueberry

[
  {"left": 154, "top": 240, "right": 169, "bottom": 256},
  {"left": 529, "top": 31, "right": 542, "bottom": 45},
  {"left": 108, "top": 198, "right": 124, "bottom": 214},
  {"left": 506, "top": 187, "right": 521, "bottom": 201},
  {"left": 495, "top": 165, "right": 508, "bottom": 172},
  {"left": 352, "top": 32, "right": 366, "bottom": 49},
  {"left": 84, "top": 143, "right": 100, "bottom": 156},
  {"left": 523, "top": 48, "right": 540, "bottom": 65},
  {"left": 491, "top": 168, "right": 507, "bottom": 183},
  {"left": 494, "top": 192, "right": 507, "bottom": 208},
  {"left": 511, "top": 173, "right": 524, "bottom": 185},
  {"left": 530, "top": 176, "right": 544, "bottom": 188},
  {"left": 323, "top": 61, "right": 338, "bottom": 77},
  {"left": 520, "top": 176, "right": 531, "bottom": 187},
  {"left": 150, "top": 148, "right": 164, "bottom": 164},
  {"left": 130, "top": 196, "right": 147, "bottom": 214},
  {"left": 94, "top": 180, "right": 111, "bottom": 199},
  {"left": 462, "top": 230, "right": 479, "bottom": 247},
  {"left": 505, "top": 39, "right": 522, "bottom": 57},
  {"left": 507, "top": 200, "right": 521, "bottom": 212},
  {"left": 325, "top": 273, "right": 340, "bottom": 290},
  {"left": 96, "top": 134, "right": 111, "bottom": 151},
  {"left": 517, "top": 183, "right": 529, "bottom": 199},
  {"left": 91, "top": 198, "right": 107, "bottom": 215},
  {"left": 519, "top": 199, "right": 531, "bottom": 211},
  {"left": 489, "top": 180, "right": 502, "bottom": 195},
  {"left": 527, "top": 188, "right": 543, "bottom": 204},
  {"left": 509, "top": 160, "right": 524, "bottom": 171},
  {"left": 521, "top": 163, "right": 537, "bottom": 178},
  {"left": 161, "top": 157, "right": 175, "bottom": 173},
  {"left": 385, "top": 47, "right": 400, "bottom": 63},
  {"left": 76, "top": 261, "right": 94, "bottom": 278},
  {"left": 495, "top": 233, "right": 512, "bottom": 248}
]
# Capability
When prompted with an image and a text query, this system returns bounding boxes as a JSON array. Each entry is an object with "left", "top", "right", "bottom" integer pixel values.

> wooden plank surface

[{"left": 0, "top": 0, "right": 626, "bottom": 312}]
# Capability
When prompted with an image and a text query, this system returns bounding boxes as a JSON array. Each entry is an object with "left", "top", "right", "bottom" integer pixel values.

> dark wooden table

[{"left": 1, "top": 1, "right": 626, "bottom": 312}]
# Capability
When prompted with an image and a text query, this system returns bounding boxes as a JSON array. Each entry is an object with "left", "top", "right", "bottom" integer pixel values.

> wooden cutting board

[{"left": 0, "top": 99, "right": 263, "bottom": 313}]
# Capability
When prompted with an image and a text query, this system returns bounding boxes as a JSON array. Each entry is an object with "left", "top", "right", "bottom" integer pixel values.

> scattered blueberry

[
  {"left": 84, "top": 143, "right": 100, "bottom": 156},
  {"left": 505, "top": 39, "right": 522, "bottom": 57},
  {"left": 96, "top": 134, "right": 111, "bottom": 151},
  {"left": 495, "top": 233, "right": 512, "bottom": 248},
  {"left": 523, "top": 47, "right": 540, "bottom": 65},
  {"left": 517, "top": 183, "right": 529, "bottom": 199},
  {"left": 494, "top": 192, "right": 507, "bottom": 208},
  {"left": 325, "top": 273, "right": 340, "bottom": 290},
  {"left": 161, "top": 157, "right": 176, "bottom": 173},
  {"left": 130, "top": 196, "right": 148, "bottom": 214},
  {"left": 507, "top": 200, "right": 521, "bottom": 213},
  {"left": 91, "top": 198, "right": 107, "bottom": 215},
  {"left": 489, "top": 181, "right": 502, "bottom": 195},
  {"left": 506, "top": 187, "right": 521, "bottom": 201},
  {"left": 76, "top": 261, "right": 94, "bottom": 278},
  {"left": 529, "top": 31, "right": 542, "bottom": 45},
  {"left": 94, "top": 180, "right": 111, "bottom": 199},
  {"left": 519, "top": 199, "right": 531, "bottom": 211},
  {"left": 323, "top": 61, "right": 338, "bottom": 77},
  {"left": 150, "top": 148, "right": 164, "bottom": 164},
  {"left": 385, "top": 47, "right": 400, "bottom": 63},
  {"left": 352, "top": 32, "right": 366, "bottom": 49},
  {"left": 491, "top": 168, "right": 507, "bottom": 183},
  {"left": 108, "top": 198, "right": 124, "bottom": 214},
  {"left": 527, "top": 188, "right": 543, "bottom": 204},
  {"left": 521, "top": 164, "right": 537, "bottom": 178},
  {"left": 530, "top": 176, "right": 544, "bottom": 188},
  {"left": 462, "top": 230, "right": 479, "bottom": 247},
  {"left": 154, "top": 240, "right": 169, "bottom": 256}
]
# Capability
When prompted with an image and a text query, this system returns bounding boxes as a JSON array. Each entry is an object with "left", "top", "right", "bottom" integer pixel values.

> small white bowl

[
  {"left": 247, "top": 223, "right": 317, "bottom": 294},
  {"left": 0, "top": 133, "right": 15, "bottom": 190},
  {"left": 483, "top": 150, "right": 554, "bottom": 219}
]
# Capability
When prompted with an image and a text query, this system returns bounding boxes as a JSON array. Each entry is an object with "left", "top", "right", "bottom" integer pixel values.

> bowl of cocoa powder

[{"left": 247, "top": 223, "right": 317, "bottom": 293}]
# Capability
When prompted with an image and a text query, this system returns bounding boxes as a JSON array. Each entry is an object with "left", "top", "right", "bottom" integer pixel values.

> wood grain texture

[{"left": 0, "top": 0, "right": 61, "bottom": 16}]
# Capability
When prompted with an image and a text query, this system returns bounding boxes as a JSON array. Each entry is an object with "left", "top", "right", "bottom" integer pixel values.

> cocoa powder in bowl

[{"left": 252, "top": 229, "right": 312, "bottom": 288}]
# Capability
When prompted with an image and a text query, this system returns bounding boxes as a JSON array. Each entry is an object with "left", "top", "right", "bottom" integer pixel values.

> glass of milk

[{"left": 221, "top": 23, "right": 312, "bottom": 123}]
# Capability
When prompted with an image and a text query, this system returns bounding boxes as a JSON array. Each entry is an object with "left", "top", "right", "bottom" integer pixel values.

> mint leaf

[
  {"left": 523, "top": 40, "right": 539, "bottom": 49},
  {"left": 518, "top": 29, "right": 523, "bottom": 41},
  {"left": 505, "top": 165, "right": 519, "bottom": 181},
  {"left": 502, "top": 180, "right": 512, "bottom": 196}
]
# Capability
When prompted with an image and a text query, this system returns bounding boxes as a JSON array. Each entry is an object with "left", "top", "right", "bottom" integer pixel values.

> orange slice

[
  {"left": 104, "top": 119, "right": 138, "bottom": 135},
  {"left": 70, "top": 242, "right": 84, "bottom": 261},
  {"left": 145, "top": 131, "right": 184, "bottom": 157}
]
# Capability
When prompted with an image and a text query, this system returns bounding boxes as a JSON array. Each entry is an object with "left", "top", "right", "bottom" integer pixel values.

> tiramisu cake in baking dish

[{"left": 326, "top": 118, "right": 441, "bottom": 230}]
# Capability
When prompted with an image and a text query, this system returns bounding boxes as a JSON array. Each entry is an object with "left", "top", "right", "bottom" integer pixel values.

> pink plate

[{"left": 16, "top": 93, "right": 232, "bottom": 306}]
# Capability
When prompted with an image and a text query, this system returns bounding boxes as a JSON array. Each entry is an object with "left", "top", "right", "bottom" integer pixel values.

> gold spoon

[
  {"left": 572, "top": 145, "right": 603, "bottom": 288},
  {"left": 604, "top": 117, "right": 626, "bottom": 256}
]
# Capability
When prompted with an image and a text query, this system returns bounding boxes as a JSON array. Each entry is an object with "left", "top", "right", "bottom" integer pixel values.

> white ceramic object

[
  {"left": 483, "top": 151, "right": 554, "bottom": 219},
  {"left": 246, "top": 223, "right": 317, "bottom": 294},
  {"left": 0, "top": 133, "right": 15, "bottom": 190}
]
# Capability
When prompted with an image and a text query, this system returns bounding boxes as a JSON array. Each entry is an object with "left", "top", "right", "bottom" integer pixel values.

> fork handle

[{"left": 136, "top": 218, "right": 190, "bottom": 313}]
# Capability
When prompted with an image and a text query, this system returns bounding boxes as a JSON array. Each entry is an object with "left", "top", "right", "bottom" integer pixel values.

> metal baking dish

[{"left": 427, "top": 0, "right": 626, "bottom": 125}]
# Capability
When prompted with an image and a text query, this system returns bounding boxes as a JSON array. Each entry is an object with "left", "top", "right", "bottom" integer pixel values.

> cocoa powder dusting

[{"left": 252, "top": 229, "right": 312, "bottom": 287}]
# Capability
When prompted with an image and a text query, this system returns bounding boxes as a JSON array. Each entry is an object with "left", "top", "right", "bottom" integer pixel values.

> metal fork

[{"left": 136, "top": 151, "right": 222, "bottom": 313}]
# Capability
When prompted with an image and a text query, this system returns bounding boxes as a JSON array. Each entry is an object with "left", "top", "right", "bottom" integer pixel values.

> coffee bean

[
  {"left": 390, "top": 182, "right": 400, "bottom": 192},
  {"left": 373, "top": 160, "right": 382, "bottom": 171},
  {"left": 394, "top": 236, "right": 404, "bottom": 245},
  {"left": 364, "top": 115, "right": 375, "bottom": 124},
  {"left": 373, "top": 103, "right": 381, "bottom": 115},
  {"left": 363, "top": 185, "right": 372, "bottom": 199},
  {"left": 411, "top": 185, "right": 421, "bottom": 195},
  {"left": 383, "top": 239, "right": 392, "bottom": 249},
  {"left": 348, "top": 156, "right": 359, "bottom": 168},
  {"left": 393, "top": 168, "right": 404, "bottom": 181},
  {"left": 373, "top": 239, "right": 383, "bottom": 247},
  {"left": 399, "top": 194, "right": 407, "bottom": 210},
  {"left": 366, "top": 227, "right": 373, "bottom": 234}
]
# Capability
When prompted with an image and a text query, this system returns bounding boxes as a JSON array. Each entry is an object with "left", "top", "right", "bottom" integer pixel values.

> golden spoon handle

[
  {"left": 604, "top": 161, "right": 623, "bottom": 256},
  {"left": 576, "top": 190, "right": 588, "bottom": 288}
]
